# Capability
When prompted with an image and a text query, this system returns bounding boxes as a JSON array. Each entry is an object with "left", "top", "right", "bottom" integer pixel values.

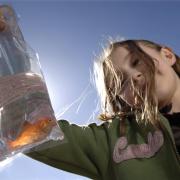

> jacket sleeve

[{"left": 24, "top": 119, "right": 111, "bottom": 179}]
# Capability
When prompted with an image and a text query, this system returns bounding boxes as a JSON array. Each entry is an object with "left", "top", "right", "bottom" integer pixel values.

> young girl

[{"left": 25, "top": 39, "right": 180, "bottom": 180}]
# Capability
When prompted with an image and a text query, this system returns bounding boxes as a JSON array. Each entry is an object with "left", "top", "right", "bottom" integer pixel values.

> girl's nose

[
  {"left": 132, "top": 72, "right": 143, "bottom": 81},
  {"left": 132, "top": 72, "right": 145, "bottom": 86}
]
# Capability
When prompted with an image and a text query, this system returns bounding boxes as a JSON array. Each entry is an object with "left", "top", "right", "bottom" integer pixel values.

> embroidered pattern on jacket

[{"left": 113, "top": 130, "right": 164, "bottom": 163}]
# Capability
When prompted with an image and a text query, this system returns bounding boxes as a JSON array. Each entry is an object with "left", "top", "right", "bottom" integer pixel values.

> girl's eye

[{"left": 132, "top": 59, "right": 140, "bottom": 67}]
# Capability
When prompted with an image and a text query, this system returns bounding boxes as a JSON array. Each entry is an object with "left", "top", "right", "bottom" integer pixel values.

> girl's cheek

[
  {"left": 120, "top": 82, "right": 144, "bottom": 108},
  {"left": 120, "top": 84, "right": 135, "bottom": 107}
]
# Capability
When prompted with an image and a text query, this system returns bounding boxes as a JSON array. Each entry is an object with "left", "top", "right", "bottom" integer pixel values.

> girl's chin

[{"left": 133, "top": 95, "right": 144, "bottom": 107}]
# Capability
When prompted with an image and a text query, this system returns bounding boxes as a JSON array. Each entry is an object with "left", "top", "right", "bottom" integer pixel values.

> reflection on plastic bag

[{"left": 0, "top": 5, "right": 64, "bottom": 161}]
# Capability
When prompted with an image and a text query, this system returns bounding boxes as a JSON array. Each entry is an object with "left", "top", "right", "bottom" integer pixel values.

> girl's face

[{"left": 111, "top": 44, "right": 178, "bottom": 110}]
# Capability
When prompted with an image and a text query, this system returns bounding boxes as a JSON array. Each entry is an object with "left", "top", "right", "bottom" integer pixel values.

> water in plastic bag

[{"left": 0, "top": 5, "right": 64, "bottom": 161}]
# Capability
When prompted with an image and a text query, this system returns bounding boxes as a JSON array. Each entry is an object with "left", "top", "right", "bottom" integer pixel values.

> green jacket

[{"left": 24, "top": 113, "right": 180, "bottom": 180}]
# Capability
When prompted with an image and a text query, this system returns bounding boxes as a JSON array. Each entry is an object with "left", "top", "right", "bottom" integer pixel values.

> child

[{"left": 25, "top": 39, "right": 180, "bottom": 180}]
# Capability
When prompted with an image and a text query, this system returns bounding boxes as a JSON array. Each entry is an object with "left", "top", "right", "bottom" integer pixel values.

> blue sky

[{"left": 0, "top": 1, "right": 180, "bottom": 180}]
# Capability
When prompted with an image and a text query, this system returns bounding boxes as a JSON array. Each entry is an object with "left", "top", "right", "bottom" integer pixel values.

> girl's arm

[{"left": 24, "top": 119, "right": 111, "bottom": 179}]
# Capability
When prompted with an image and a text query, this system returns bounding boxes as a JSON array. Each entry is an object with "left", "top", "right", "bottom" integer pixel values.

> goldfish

[{"left": 7, "top": 117, "right": 56, "bottom": 150}]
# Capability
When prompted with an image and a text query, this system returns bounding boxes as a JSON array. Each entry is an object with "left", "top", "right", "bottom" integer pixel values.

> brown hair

[{"left": 93, "top": 39, "right": 180, "bottom": 135}]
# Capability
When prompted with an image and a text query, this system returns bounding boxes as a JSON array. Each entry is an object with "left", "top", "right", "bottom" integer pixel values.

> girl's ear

[{"left": 160, "top": 46, "right": 176, "bottom": 66}]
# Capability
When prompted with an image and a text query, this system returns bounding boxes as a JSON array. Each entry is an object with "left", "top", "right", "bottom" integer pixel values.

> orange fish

[{"left": 8, "top": 117, "right": 56, "bottom": 150}]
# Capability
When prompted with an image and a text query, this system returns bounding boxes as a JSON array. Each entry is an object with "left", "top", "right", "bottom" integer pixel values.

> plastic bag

[{"left": 0, "top": 5, "right": 64, "bottom": 161}]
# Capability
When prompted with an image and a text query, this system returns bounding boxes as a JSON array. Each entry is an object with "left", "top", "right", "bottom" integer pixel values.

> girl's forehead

[
  {"left": 111, "top": 44, "right": 160, "bottom": 67},
  {"left": 111, "top": 47, "right": 131, "bottom": 68}
]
